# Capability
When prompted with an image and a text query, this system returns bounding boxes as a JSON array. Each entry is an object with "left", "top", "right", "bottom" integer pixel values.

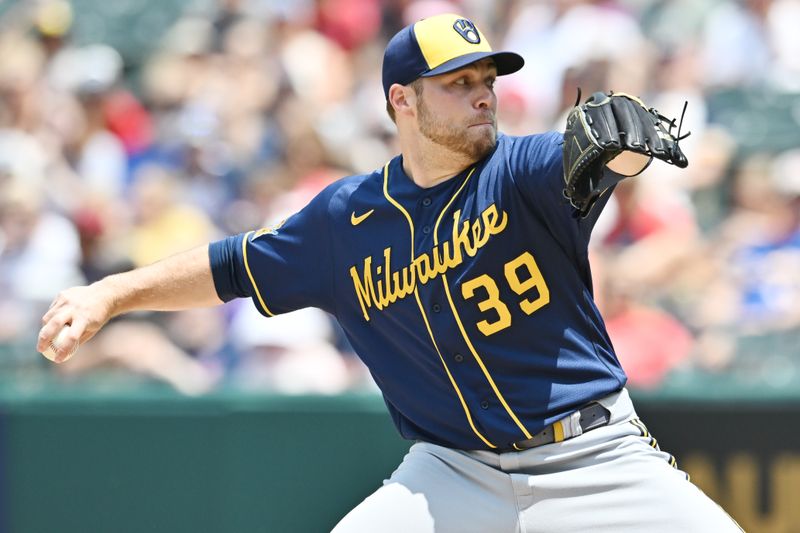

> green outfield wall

[{"left": 2, "top": 384, "right": 799, "bottom": 533}]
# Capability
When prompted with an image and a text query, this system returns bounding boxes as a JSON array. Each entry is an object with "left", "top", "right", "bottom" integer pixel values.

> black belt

[{"left": 496, "top": 402, "right": 611, "bottom": 453}]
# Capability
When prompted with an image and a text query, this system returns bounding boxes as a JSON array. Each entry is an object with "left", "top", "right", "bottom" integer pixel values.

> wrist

[
  {"left": 92, "top": 275, "right": 127, "bottom": 319},
  {"left": 605, "top": 151, "right": 651, "bottom": 175}
]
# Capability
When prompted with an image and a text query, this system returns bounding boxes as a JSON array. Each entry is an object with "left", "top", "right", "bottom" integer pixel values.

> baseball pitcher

[{"left": 38, "top": 13, "right": 741, "bottom": 533}]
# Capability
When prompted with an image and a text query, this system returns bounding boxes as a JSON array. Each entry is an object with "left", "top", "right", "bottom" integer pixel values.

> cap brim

[{"left": 422, "top": 51, "right": 524, "bottom": 78}]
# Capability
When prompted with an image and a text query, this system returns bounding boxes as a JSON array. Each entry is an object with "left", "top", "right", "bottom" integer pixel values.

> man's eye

[
  {"left": 487, "top": 78, "right": 496, "bottom": 88},
  {"left": 454, "top": 78, "right": 468, "bottom": 86}
]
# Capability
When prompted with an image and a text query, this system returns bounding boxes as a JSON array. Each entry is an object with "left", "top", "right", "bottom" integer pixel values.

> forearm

[
  {"left": 100, "top": 244, "right": 223, "bottom": 317},
  {"left": 38, "top": 244, "right": 224, "bottom": 360}
]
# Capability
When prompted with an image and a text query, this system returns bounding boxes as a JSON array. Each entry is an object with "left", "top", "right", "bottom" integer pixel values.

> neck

[{"left": 398, "top": 128, "right": 476, "bottom": 188}]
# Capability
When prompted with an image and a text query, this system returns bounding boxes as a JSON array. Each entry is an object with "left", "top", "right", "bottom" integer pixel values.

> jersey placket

[
  {"left": 382, "top": 162, "right": 497, "bottom": 449},
  {"left": 412, "top": 175, "right": 498, "bottom": 446},
  {"left": 427, "top": 169, "right": 535, "bottom": 446}
]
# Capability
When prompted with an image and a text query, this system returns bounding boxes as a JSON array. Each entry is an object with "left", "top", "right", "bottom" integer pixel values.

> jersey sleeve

[
  {"left": 209, "top": 187, "right": 337, "bottom": 316},
  {"left": 506, "top": 131, "right": 616, "bottom": 243}
]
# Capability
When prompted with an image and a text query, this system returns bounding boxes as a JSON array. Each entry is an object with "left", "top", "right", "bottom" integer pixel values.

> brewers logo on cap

[{"left": 452, "top": 18, "right": 481, "bottom": 44}]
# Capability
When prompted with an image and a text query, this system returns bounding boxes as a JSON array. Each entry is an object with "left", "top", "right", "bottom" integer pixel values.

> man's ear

[{"left": 389, "top": 84, "right": 415, "bottom": 118}]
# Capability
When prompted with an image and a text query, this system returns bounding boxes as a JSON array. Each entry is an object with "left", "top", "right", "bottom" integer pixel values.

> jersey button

[
  {"left": 422, "top": 197, "right": 432, "bottom": 207},
  {"left": 422, "top": 225, "right": 431, "bottom": 234},
  {"left": 454, "top": 353, "right": 464, "bottom": 363},
  {"left": 480, "top": 400, "right": 490, "bottom": 410},
  {"left": 432, "top": 303, "right": 441, "bottom": 313}
]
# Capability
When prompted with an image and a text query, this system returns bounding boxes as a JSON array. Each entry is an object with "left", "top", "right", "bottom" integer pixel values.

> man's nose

[{"left": 474, "top": 86, "right": 495, "bottom": 109}]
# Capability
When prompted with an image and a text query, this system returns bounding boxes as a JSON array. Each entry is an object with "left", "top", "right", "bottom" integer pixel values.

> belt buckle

[
  {"left": 557, "top": 409, "right": 584, "bottom": 442},
  {"left": 500, "top": 402, "right": 612, "bottom": 453}
]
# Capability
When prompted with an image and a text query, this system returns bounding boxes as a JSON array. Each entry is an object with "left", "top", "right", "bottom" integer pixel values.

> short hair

[{"left": 386, "top": 79, "right": 424, "bottom": 124}]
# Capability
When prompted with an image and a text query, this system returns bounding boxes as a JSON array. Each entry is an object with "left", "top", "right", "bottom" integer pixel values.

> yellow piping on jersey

[
  {"left": 434, "top": 168, "right": 534, "bottom": 440},
  {"left": 382, "top": 163, "right": 496, "bottom": 449},
  {"left": 413, "top": 290, "right": 495, "bottom": 449},
  {"left": 242, "top": 230, "right": 275, "bottom": 317}
]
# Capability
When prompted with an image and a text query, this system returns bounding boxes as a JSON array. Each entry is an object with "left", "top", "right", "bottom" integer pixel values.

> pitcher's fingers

[
  {"left": 60, "top": 320, "right": 83, "bottom": 348},
  {"left": 68, "top": 316, "right": 93, "bottom": 346},
  {"left": 37, "top": 314, "right": 71, "bottom": 353},
  {"left": 41, "top": 298, "right": 66, "bottom": 325}
]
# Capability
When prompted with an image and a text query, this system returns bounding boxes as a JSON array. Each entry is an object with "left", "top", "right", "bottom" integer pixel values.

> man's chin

[
  {"left": 475, "top": 124, "right": 497, "bottom": 142},
  {"left": 470, "top": 129, "right": 496, "bottom": 158},
  {"left": 421, "top": 124, "right": 496, "bottom": 160}
]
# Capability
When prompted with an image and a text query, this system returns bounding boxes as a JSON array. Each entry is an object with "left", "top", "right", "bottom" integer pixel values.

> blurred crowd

[{"left": 1, "top": 0, "right": 799, "bottom": 395}]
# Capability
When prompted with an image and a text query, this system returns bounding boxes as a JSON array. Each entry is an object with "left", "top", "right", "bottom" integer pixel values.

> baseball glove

[{"left": 562, "top": 90, "right": 689, "bottom": 217}]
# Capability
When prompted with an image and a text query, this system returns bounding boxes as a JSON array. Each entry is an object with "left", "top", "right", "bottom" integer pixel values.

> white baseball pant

[{"left": 332, "top": 389, "right": 742, "bottom": 533}]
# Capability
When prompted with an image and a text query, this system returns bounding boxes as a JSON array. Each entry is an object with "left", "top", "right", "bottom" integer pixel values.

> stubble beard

[{"left": 416, "top": 95, "right": 497, "bottom": 162}]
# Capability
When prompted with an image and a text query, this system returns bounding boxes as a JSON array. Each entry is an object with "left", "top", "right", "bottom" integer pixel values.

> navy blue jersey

[{"left": 210, "top": 131, "right": 627, "bottom": 450}]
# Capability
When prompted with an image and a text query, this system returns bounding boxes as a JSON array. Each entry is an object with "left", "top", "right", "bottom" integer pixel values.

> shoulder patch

[{"left": 252, "top": 219, "right": 286, "bottom": 239}]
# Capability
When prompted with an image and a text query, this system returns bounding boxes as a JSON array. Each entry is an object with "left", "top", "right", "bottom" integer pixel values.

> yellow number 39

[{"left": 461, "top": 251, "right": 550, "bottom": 336}]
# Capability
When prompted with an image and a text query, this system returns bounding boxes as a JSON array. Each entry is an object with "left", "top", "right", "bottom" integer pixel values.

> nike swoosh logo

[{"left": 351, "top": 209, "right": 374, "bottom": 226}]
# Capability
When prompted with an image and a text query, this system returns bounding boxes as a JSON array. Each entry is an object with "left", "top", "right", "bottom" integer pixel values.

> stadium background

[{"left": 1, "top": 0, "right": 799, "bottom": 531}]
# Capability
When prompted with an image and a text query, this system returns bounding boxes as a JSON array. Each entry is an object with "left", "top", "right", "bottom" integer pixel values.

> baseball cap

[{"left": 382, "top": 13, "right": 524, "bottom": 99}]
